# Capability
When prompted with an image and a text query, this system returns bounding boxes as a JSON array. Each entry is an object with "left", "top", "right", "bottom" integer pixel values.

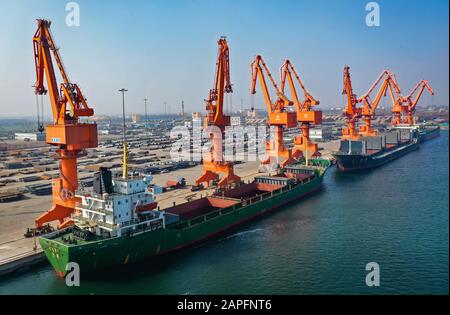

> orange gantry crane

[
  {"left": 357, "top": 70, "right": 394, "bottom": 137},
  {"left": 195, "top": 37, "right": 241, "bottom": 188},
  {"left": 33, "top": 19, "right": 98, "bottom": 229},
  {"left": 385, "top": 75, "right": 404, "bottom": 126},
  {"left": 341, "top": 66, "right": 362, "bottom": 140},
  {"left": 401, "top": 80, "right": 434, "bottom": 125},
  {"left": 280, "top": 59, "right": 322, "bottom": 158},
  {"left": 250, "top": 55, "right": 296, "bottom": 168}
]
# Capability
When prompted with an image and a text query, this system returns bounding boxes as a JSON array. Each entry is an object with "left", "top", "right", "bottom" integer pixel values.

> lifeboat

[{"left": 136, "top": 202, "right": 158, "bottom": 213}]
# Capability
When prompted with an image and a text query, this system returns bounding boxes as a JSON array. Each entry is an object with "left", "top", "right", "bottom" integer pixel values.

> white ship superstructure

[{"left": 74, "top": 171, "right": 165, "bottom": 238}]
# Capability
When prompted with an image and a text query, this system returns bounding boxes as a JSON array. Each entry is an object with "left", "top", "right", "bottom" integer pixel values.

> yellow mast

[
  {"left": 305, "top": 144, "right": 309, "bottom": 166},
  {"left": 123, "top": 141, "right": 128, "bottom": 179},
  {"left": 119, "top": 88, "right": 128, "bottom": 180}
]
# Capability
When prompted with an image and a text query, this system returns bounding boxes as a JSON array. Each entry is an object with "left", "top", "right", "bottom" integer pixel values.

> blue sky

[{"left": 0, "top": 0, "right": 448, "bottom": 117}]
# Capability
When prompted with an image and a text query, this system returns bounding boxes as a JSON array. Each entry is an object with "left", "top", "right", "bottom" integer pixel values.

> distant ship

[
  {"left": 332, "top": 128, "right": 419, "bottom": 172},
  {"left": 417, "top": 124, "right": 440, "bottom": 142}
]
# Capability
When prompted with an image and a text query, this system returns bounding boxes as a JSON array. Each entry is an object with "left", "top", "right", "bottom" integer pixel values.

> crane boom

[
  {"left": 250, "top": 55, "right": 294, "bottom": 122},
  {"left": 250, "top": 55, "right": 296, "bottom": 168},
  {"left": 280, "top": 59, "right": 320, "bottom": 111},
  {"left": 195, "top": 38, "right": 240, "bottom": 188},
  {"left": 32, "top": 19, "right": 97, "bottom": 229},
  {"left": 280, "top": 59, "right": 322, "bottom": 158},
  {"left": 357, "top": 70, "right": 393, "bottom": 137},
  {"left": 385, "top": 75, "right": 404, "bottom": 126},
  {"left": 205, "top": 37, "right": 232, "bottom": 128},
  {"left": 402, "top": 80, "right": 434, "bottom": 125},
  {"left": 341, "top": 66, "right": 361, "bottom": 140},
  {"left": 33, "top": 20, "right": 93, "bottom": 125}
]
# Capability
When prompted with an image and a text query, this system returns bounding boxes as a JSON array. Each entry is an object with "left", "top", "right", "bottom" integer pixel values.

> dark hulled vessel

[
  {"left": 333, "top": 128, "right": 419, "bottom": 172},
  {"left": 418, "top": 124, "right": 440, "bottom": 142}
]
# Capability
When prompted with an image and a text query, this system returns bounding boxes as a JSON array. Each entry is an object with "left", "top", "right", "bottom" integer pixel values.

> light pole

[
  {"left": 144, "top": 98, "right": 148, "bottom": 123},
  {"left": 119, "top": 88, "right": 128, "bottom": 179},
  {"left": 181, "top": 100, "right": 185, "bottom": 118}
]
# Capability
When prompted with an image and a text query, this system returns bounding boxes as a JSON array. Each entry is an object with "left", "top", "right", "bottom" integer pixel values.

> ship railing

[
  {"left": 245, "top": 178, "right": 317, "bottom": 206},
  {"left": 72, "top": 214, "right": 116, "bottom": 231},
  {"left": 214, "top": 184, "right": 297, "bottom": 207},
  {"left": 169, "top": 202, "right": 244, "bottom": 230},
  {"left": 119, "top": 218, "right": 140, "bottom": 227},
  {"left": 75, "top": 203, "right": 110, "bottom": 215},
  {"left": 75, "top": 192, "right": 107, "bottom": 201},
  {"left": 168, "top": 178, "right": 316, "bottom": 231},
  {"left": 296, "top": 175, "right": 314, "bottom": 186},
  {"left": 120, "top": 219, "right": 163, "bottom": 237},
  {"left": 82, "top": 191, "right": 144, "bottom": 201},
  {"left": 95, "top": 220, "right": 116, "bottom": 230},
  {"left": 210, "top": 195, "right": 241, "bottom": 203},
  {"left": 178, "top": 187, "right": 288, "bottom": 229},
  {"left": 119, "top": 216, "right": 159, "bottom": 228}
]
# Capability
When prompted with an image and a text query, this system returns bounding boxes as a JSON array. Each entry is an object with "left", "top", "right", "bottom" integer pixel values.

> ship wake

[{"left": 220, "top": 228, "right": 265, "bottom": 241}]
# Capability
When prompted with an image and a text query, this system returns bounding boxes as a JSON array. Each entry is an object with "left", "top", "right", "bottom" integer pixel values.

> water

[{"left": 1, "top": 133, "right": 448, "bottom": 295}]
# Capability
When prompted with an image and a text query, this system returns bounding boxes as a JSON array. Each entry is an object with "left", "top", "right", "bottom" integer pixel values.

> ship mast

[{"left": 119, "top": 88, "right": 128, "bottom": 179}]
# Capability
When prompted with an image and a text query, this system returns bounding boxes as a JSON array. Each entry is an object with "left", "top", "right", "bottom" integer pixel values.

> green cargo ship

[{"left": 40, "top": 160, "right": 331, "bottom": 276}]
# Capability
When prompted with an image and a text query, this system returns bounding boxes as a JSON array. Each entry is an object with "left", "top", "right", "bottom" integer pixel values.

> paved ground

[{"left": 0, "top": 195, "right": 51, "bottom": 264}]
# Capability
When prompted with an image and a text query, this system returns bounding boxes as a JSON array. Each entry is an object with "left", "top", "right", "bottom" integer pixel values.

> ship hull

[
  {"left": 40, "top": 166, "right": 328, "bottom": 276},
  {"left": 419, "top": 126, "right": 440, "bottom": 142},
  {"left": 333, "top": 140, "right": 419, "bottom": 172}
]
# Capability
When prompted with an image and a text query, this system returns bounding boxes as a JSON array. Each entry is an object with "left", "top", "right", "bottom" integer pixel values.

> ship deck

[
  {"left": 40, "top": 226, "right": 104, "bottom": 246},
  {"left": 164, "top": 168, "right": 317, "bottom": 222}
]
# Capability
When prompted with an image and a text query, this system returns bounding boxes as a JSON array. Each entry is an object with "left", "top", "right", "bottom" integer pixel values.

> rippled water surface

[{"left": 1, "top": 132, "right": 448, "bottom": 294}]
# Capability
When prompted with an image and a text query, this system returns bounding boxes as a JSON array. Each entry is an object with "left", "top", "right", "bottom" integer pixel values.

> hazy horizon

[{"left": 0, "top": 0, "right": 448, "bottom": 118}]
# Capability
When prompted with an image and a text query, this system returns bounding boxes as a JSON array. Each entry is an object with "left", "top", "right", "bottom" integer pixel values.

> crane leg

[
  {"left": 279, "top": 145, "right": 296, "bottom": 168},
  {"left": 261, "top": 155, "right": 274, "bottom": 165},
  {"left": 280, "top": 151, "right": 296, "bottom": 168},
  {"left": 195, "top": 170, "right": 219, "bottom": 188},
  {"left": 291, "top": 148, "right": 303, "bottom": 160},
  {"left": 200, "top": 160, "right": 242, "bottom": 188},
  {"left": 35, "top": 204, "right": 74, "bottom": 229},
  {"left": 35, "top": 170, "right": 79, "bottom": 229},
  {"left": 405, "top": 113, "right": 414, "bottom": 125},
  {"left": 391, "top": 113, "right": 402, "bottom": 126},
  {"left": 292, "top": 136, "right": 304, "bottom": 161},
  {"left": 218, "top": 172, "right": 241, "bottom": 188},
  {"left": 293, "top": 132, "right": 321, "bottom": 160},
  {"left": 360, "top": 116, "right": 378, "bottom": 137},
  {"left": 343, "top": 119, "right": 360, "bottom": 140}
]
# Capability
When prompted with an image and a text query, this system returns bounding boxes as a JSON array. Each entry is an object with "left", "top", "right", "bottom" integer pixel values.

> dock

[{"left": 0, "top": 249, "right": 45, "bottom": 277}]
